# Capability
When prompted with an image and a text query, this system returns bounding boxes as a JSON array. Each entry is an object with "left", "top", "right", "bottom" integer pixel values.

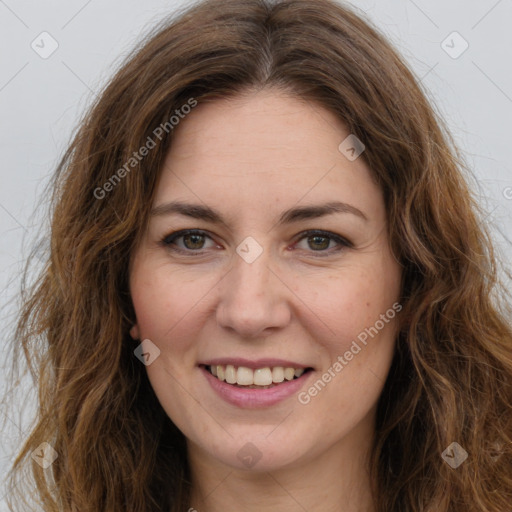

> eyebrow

[{"left": 150, "top": 200, "right": 368, "bottom": 225}]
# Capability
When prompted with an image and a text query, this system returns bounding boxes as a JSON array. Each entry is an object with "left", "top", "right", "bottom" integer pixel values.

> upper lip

[{"left": 200, "top": 357, "right": 312, "bottom": 370}]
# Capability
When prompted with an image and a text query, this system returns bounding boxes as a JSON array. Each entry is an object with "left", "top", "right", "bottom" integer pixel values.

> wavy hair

[{"left": 4, "top": 0, "right": 512, "bottom": 510}]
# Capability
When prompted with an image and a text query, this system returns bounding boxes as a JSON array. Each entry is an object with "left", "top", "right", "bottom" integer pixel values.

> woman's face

[{"left": 129, "top": 89, "right": 402, "bottom": 472}]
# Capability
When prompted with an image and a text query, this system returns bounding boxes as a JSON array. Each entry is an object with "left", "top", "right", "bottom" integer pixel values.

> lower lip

[{"left": 201, "top": 366, "right": 313, "bottom": 409}]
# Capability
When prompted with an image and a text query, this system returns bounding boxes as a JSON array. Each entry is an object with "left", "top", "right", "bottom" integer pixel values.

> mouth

[{"left": 201, "top": 364, "right": 314, "bottom": 389}]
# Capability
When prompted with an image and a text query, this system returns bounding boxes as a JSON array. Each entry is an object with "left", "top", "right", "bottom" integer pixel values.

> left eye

[
  {"left": 293, "top": 230, "right": 352, "bottom": 255},
  {"left": 161, "top": 229, "right": 351, "bottom": 255}
]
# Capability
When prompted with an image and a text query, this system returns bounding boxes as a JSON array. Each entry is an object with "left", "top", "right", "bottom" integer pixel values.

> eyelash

[{"left": 160, "top": 229, "right": 352, "bottom": 257}]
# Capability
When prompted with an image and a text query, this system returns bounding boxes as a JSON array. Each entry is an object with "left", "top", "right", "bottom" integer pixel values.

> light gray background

[{"left": 1, "top": 0, "right": 511, "bottom": 509}]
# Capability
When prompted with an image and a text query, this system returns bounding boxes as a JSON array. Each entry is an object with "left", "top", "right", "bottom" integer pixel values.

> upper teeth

[{"left": 210, "top": 365, "right": 306, "bottom": 386}]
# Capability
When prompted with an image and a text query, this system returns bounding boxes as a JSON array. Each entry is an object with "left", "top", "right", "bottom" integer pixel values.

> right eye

[{"left": 161, "top": 229, "right": 219, "bottom": 254}]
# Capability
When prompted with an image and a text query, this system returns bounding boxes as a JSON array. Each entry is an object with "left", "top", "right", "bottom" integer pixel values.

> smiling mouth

[{"left": 203, "top": 364, "right": 314, "bottom": 389}]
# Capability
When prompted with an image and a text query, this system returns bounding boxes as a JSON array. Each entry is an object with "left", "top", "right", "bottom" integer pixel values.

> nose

[{"left": 215, "top": 246, "right": 291, "bottom": 339}]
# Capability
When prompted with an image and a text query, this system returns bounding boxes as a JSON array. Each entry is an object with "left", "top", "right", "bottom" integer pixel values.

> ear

[{"left": 130, "top": 324, "right": 141, "bottom": 340}]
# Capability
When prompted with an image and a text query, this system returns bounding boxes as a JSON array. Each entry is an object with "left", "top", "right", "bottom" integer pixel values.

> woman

[{"left": 5, "top": 0, "right": 512, "bottom": 510}]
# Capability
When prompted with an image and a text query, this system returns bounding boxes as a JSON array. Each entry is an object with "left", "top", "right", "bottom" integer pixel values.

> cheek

[
  {"left": 296, "top": 268, "right": 382, "bottom": 335},
  {"left": 300, "top": 274, "right": 398, "bottom": 416},
  {"left": 296, "top": 263, "right": 400, "bottom": 366},
  {"left": 130, "top": 263, "right": 204, "bottom": 348}
]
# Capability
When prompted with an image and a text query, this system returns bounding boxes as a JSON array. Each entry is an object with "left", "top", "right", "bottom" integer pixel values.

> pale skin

[{"left": 129, "top": 88, "right": 402, "bottom": 512}]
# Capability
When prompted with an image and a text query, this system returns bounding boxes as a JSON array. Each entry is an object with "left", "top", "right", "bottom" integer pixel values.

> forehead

[{"left": 154, "top": 89, "right": 384, "bottom": 224}]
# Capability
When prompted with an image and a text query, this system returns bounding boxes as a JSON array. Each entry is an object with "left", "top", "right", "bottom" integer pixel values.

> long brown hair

[{"left": 5, "top": 0, "right": 512, "bottom": 510}]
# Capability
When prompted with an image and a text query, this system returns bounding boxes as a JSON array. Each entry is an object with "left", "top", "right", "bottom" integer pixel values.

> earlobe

[{"left": 130, "top": 325, "right": 140, "bottom": 340}]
